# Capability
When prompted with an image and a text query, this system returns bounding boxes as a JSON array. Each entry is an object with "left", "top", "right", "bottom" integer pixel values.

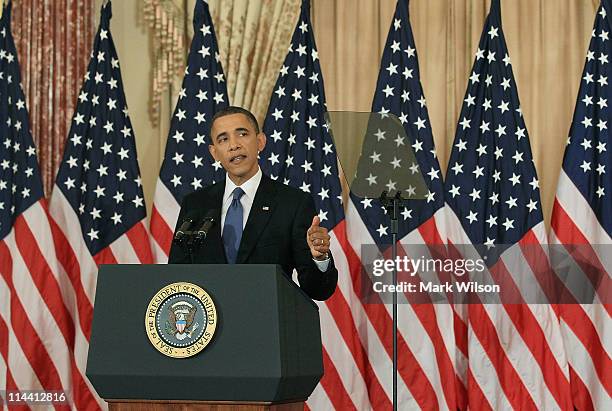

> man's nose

[{"left": 228, "top": 136, "right": 241, "bottom": 150}]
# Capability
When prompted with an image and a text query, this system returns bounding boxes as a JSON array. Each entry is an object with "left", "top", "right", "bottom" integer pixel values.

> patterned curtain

[
  {"left": 143, "top": 0, "right": 187, "bottom": 127},
  {"left": 12, "top": 0, "right": 95, "bottom": 194},
  {"left": 208, "top": 0, "right": 301, "bottom": 123},
  {"left": 144, "top": 0, "right": 300, "bottom": 127}
]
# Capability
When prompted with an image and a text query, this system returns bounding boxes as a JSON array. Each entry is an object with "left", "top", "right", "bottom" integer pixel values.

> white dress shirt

[
  {"left": 221, "top": 167, "right": 329, "bottom": 271},
  {"left": 221, "top": 167, "right": 262, "bottom": 233}
]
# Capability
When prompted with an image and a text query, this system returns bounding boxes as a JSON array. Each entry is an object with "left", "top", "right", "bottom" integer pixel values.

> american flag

[
  {"left": 149, "top": 0, "right": 229, "bottom": 262},
  {"left": 48, "top": 1, "right": 152, "bottom": 408},
  {"left": 444, "top": 0, "right": 572, "bottom": 409},
  {"left": 0, "top": 3, "right": 87, "bottom": 410},
  {"left": 259, "top": 1, "right": 377, "bottom": 409},
  {"left": 550, "top": 1, "right": 612, "bottom": 409},
  {"left": 344, "top": 0, "right": 462, "bottom": 409}
]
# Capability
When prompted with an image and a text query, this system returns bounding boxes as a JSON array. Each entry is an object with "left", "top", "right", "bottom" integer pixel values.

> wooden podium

[{"left": 86, "top": 264, "right": 322, "bottom": 410}]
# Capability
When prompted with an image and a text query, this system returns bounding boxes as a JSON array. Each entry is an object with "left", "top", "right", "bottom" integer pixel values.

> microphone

[
  {"left": 195, "top": 209, "right": 218, "bottom": 242},
  {"left": 173, "top": 217, "right": 193, "bottom": 243}
]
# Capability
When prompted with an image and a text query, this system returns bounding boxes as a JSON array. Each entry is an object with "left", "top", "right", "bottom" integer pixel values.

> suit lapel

[
  {"left": 236, "top": 175, "right": 278, "bottom": 263},
  {"left": 206, "top": 180, "right": 226, "bottom": 263}
]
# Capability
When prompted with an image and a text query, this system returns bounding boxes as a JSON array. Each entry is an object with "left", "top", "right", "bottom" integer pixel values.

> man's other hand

[{"left": 307, "top": 216, "right": 330, "bottom": 260}]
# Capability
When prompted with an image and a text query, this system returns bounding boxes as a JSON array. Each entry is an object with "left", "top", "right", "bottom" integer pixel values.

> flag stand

[{"left": 380, "top": 191, "right": 405, "bottom": 411}]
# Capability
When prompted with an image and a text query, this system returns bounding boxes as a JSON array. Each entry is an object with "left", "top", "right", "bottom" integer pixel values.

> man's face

[{"left": 209, "top": 113, "right": 266, "bottom": 185}]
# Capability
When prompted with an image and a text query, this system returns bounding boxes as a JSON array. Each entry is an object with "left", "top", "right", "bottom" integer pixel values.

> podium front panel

[{"left": 86, "top": 264, "right": 323, "bottom": 402}]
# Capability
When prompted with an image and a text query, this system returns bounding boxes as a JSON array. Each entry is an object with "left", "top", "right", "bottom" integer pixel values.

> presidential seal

[{"left": 145, "top": 282, "right": 217, "bottom": 358}]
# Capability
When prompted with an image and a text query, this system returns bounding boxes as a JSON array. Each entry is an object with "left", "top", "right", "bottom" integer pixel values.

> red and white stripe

[
  {"left": 400, "top": 212, "right": 468, "bottom": 409},
  {"left": 48, "top": 187, "right": 153, "bottom": 409},
  {"left": 446, "top": 206, "right": 573, "bottom": 410},
  {"left": 307, "top": 201, "right": 461, "bottom": 410},
  {"left": 0, "top": 199, "right": 104, "bottom": 410},
  {"left": 149, "top": 180, "right": 181, "bottom": 263},
  {"left": 551, "top": 170, "right": 612, "bottom": 411}
]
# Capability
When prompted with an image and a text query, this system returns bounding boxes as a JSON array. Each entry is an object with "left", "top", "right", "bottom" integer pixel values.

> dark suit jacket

[{"left": 168, "top": 174, "right": 338, "bottom": 301}]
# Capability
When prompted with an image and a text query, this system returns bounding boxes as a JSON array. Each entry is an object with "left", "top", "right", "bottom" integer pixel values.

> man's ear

[
  {"left": 257, "top": 132, "right": 267, "bottom": 152},
  {"left": 208, "top": 144, "right": 218, "bottom": 162}
]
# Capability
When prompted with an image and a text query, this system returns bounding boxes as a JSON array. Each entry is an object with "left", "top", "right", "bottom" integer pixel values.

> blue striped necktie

[{"left": 223, "top": 187, "right": 245, "bottom": 264}]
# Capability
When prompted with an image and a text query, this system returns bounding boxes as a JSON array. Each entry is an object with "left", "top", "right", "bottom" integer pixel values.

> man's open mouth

[{"left": 230, "top": 154, "right": 246, "bottom": 163}]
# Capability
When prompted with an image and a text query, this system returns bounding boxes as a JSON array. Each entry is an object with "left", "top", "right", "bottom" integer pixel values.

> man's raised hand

[{"left": 307, "top": 216, "right": 330, "bottom": 260}]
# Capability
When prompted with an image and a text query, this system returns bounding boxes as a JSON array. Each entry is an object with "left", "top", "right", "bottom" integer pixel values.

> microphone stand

[
  {"left": 173, "top": 217, "right": 216, "bottom": 264},
  {"left": 379, "top": 191, "right": 405, "bottom": 411},
  {"left": 186, "top": 236, "right": 196, "bottom": 265}
]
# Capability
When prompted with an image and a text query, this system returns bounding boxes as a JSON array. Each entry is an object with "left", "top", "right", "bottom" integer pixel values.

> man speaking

[{"left": 168, "top": 106, "right": 338, "bottom": 301}]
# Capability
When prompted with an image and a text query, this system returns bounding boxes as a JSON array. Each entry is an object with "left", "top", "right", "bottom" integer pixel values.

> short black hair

[{"left": 210, "top": 106, "right": 260, "bottom": 136}]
